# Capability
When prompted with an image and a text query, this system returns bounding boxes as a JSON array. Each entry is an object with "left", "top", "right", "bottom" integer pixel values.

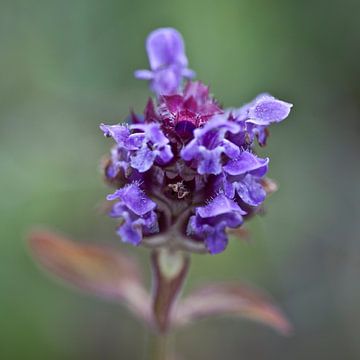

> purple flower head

[
  {"left": 107, "top": 183, "right": 159, "bottom": 245},
  {"left": 135, "top": 28, "right": 195, "bottom": 95},
  {"left": 187, "top": 194, "right": 246, "bottom": 254},
  {"left": 100, "top": 28, "right": 293, "bottom": 254},
  {"left": 180, "top": 115, "right": 240, "bottom": 175}
]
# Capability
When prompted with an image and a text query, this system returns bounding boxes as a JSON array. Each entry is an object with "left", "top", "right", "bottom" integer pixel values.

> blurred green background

[{"left": 1, "top": 0, "right": 360, "bottom": 359}]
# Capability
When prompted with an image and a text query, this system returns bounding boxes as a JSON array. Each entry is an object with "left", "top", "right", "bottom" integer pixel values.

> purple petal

[
  {"left": 141, "top": 211, "right": 159, "bottom": 235},
  {"left": 233, "top": 93, "right": 270, "bottom": 121},
  {"left": 199, "top": 114, "right": 240, "bottom": 137},
  {"left": 212, "top": 174, "right": 236, "bottom": 198},
  {"left": 224, "top": 151, "right": 269, "bottom": 177},
  {"left": 181, "top": 68, "right": 196, "bottom": 78},
  {"left": 156, "top": 144, "right": 173, "bottom": 164},
  {"left": 130, "top": 146, "right": 157, "bottom": 172},
  {"left": 147, "top": 123, "right": 169, "bottom": 145},
  {"left": 203, "top": 223, "right": 229, "bottom": 254},
  {"left": 180, "top": 139, "right": 198, "bottom": 161},
  {"left": 247, "top": 95, "right": 293, "bottom": 125},
  {"left": 130, "top": 123, "right": 167, "bottom": 146},
  {"left": 180, "top": 115, "right": 241, "bottom": 174},
  {"left": 135, "top": 29, "right": 195, "bottom": 96},
  {"left": 197, "top": 147, "right": 223, "bottom": 175},
  {"left": 222, "top": 139, "right": 241, "bottom": 159},
  {"left": 134, "top": 69, "right": 154, "bottom": 80},
  {"left": 128, "top": 123, "right": 173, "bottom": 171},
  {"left": 236, "top": 175, "right": 266, "bottom": 206},
  {"left": 186, "top": 193, "right": 246, "bottom": 254},
  {"left": 146, "top": 28, "right": 188, "bottom": 70},
  {"left": 100, "top": 124, "right": 130, "bottom": 145},
  {"left": 107, "top": 183, "right": 156, "bottom": 216},
  {"left": 198, "top": 194, "right": 246, "bottom": 218},
  {"left": 117, "top": 215, "right": 142, "bottom": 245},
  {"left": 127, "top": 133, "right": 146, "bottom": 150},
  {"left": 151, "top": 65, "right": 182, "bottom": 95},
  {"left": 108, "top": 202, "right": 127, "bottom": 218},
  {"left": 252, "top": 125, "right": 269, "bottom": 146}
]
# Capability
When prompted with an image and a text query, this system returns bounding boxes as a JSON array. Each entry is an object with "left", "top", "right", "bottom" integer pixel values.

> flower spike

[{"left": 28, "top": 28, "right": 294, "bottom": 350}]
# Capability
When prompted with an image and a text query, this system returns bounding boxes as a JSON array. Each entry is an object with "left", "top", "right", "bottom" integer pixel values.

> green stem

[{"left": 149, "top": 333, "right": 173, "bottom": 360}]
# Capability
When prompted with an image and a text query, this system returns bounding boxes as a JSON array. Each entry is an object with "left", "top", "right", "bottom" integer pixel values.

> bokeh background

[{"left": 1, "top": 0, "right": 360, "bottom": 359}]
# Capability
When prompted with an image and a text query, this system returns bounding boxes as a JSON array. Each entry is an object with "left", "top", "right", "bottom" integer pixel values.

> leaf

[
  {"left": 173, "top": 282, "right": 293, "bottom": 335},
  {"left": 28, "top": 229, "right": 151, "bottom": 324}
]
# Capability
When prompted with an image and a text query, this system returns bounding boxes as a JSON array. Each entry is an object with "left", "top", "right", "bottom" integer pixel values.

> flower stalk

[
  {"left": 151, "top": 248, "right": 190, "bottom": 333},
  {"left": 148, "top": 332, "right": 175, "bottom": 360}
]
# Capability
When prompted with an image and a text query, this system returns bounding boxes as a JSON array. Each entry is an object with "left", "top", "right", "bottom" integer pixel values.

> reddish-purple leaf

[
  {"left": 28, "top": 230, "right": 151, "bottom": 324},
  {"left": 173, "top": 282, "right": 292, "bottom": 335}
]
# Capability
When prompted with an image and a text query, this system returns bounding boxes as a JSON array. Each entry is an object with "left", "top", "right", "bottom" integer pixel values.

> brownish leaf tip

[
  {"left": 227, "top": 226, "right": 251, "bottom": 241},
  {"left": 261, "top": 177, "right": 279, "bottom": 195},
  {"left": 27, "top": 229, "right": 152, "bottom": 324},
  {"left": 174, "top": 282, "right": 293, "bottom": 336},
  {"left": 28, "top": 229, "right": 141, "bottom": 284}
]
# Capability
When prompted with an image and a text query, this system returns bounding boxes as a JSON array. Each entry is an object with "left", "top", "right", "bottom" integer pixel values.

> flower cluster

[{"left": 101, "top": 28, "right": 292, "bottom": 254}]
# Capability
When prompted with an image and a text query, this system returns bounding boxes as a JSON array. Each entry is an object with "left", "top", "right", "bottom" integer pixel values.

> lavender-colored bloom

[
  {"left": 100, "top": 123, "right": 131, "bottom": 145},
  {"left": 100, "top": 124, "right": 132, "bottom": 179},
  {"left": 234, "top": 174, "right": 267, "bottom": 206},
  {"left": 135, "top": 28, "right": 195, "bottom": 95},
  {"left": 107, "top": 183, "right": 159, "bottom": 245},
  {"left": 228, "top": 94, "right": 292, "bottom": 146},
  {"left": 249, "top": 124, "right": 268, "bottom": 146},
  {"left": 129, "top": 123, "right": 173, "bottom": 172},
  {"left": 223, "top": 151, "right": 269, "bottom": 206},
  {"left": 187, "top": 194, "right": 246, "bottom": 254},
  {"left": 181, "top": 115, "right": 240, "bottom": 175},
  {"left": 100, "top": 122, "right": 173, "bottom": 173},
  {"left": 106, "top": 146, "right": 130, "bottom": 179},
  {"left": 224, "top": 151, "right": 269, "bottom": 178}
]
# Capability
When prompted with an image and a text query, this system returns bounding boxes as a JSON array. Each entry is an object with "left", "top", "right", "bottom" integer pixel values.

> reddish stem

[{"left": 151, "top": 249, "right": 190, "bottom": 333}]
